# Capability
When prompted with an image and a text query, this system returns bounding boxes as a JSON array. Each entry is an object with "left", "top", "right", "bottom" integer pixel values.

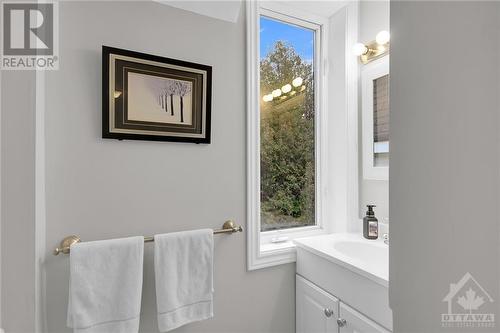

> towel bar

[{"left": 53, "top": 220, "right": 243, "bottom": 255}]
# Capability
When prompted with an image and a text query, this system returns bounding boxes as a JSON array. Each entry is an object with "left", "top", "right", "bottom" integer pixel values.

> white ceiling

[
  {"left": 156, "top": 1, "right": 243, "bottom": 23},
  {"left": 156, "top": 1, "right": 348, "bottom": 23},
  {"left": 280, "top": 1, "right": 348, "bottom": 18}
]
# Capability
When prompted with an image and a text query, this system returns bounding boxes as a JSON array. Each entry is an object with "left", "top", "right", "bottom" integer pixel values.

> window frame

[{"left": 246, "top": 1, "right": 329, "bottom": 270}]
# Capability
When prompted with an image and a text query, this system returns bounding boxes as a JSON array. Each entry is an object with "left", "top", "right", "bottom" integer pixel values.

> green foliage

[
  {"left": 260, "top": 41, "right": 312, "bottom": 93},
  {"left": 260, "top": 41, "right": 315, "bottom": 230}
]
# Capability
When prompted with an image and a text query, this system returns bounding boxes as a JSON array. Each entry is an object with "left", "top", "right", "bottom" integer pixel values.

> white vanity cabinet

[
  {"left": 294, "top": 234, "right": 392, "bottom": 332},
  {"left": 296, "top": 275, "right": 339, "bottom": 333},
  {"left": 297, "top": 275, "right": 390, "bottom": 333}
]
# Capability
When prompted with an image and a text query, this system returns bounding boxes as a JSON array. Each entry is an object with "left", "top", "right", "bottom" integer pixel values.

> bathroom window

[
  {"left": 247, "top": 2, "right": 330, "bottom": 270},
  {"left": 259, "top": 16, "right": 316, "bottom": 232}
]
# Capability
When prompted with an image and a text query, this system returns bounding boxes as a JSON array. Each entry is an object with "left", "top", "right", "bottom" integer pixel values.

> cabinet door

[
  {"left": 296, "top": 275, "right": 339, "bottom": 333},
  {"left": 338, "top": 302, "right": 390, "bottom": 333}
]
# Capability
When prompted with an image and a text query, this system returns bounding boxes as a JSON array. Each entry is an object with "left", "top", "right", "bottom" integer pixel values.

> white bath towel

[
  {"left": 154, "top": 229, "right": 214, "bottom": 332},
  {"left": 67, "top": 236, "right": 144, "bottom": 333}
]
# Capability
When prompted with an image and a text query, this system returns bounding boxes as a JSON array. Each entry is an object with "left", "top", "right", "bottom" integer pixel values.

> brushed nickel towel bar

[{"left": 53, "top": 220, "right": 243, "bottom": 256}]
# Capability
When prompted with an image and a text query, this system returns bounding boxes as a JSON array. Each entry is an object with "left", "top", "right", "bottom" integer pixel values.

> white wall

[
  {"left": 358, "top": 0, "right": 390, "bottom": 221},
  {"left": 43, "top": 2, "right": 295, "bottom": 332},
  {"left": 359, "top": 0, "right": 389, "bottom": 44},
  {"left": 390, "top": 1, "right": 499, "bottom": 331}
]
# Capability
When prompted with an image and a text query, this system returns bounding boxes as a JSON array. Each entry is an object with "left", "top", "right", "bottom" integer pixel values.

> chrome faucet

[{"left": 383, "top": 233, "right": 389, "bottom": 245}]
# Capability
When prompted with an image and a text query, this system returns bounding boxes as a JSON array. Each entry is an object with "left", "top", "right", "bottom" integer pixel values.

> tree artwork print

[{"left": 157, "top": 79, "right": 192, "bottom": 123}]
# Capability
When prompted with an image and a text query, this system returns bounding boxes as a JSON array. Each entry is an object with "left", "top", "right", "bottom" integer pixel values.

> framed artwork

[{"left": 102, "top": 46, "right": 212, "bottom": 143}]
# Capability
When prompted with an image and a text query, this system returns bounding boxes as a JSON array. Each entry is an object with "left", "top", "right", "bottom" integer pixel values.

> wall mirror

[{"left": 362, "top": 56, "right": 389, "bottom": 180}]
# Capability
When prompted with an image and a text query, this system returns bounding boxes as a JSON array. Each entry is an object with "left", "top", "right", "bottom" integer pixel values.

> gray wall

[
  {"left": 358, "top": 1, "right": 389, "bottom": 221},
  {"left": 390, "top": 1, "right": 500, "bottom": 332},
  {"left": 43, "top": 2, "right": 295, "bottom": 333},
  {"left": 1, "top": 70, "right": 37, "bottom": 333}
]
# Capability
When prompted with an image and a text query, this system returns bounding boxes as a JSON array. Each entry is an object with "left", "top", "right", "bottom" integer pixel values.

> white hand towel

[
  {"left": 154, "top": 229, "right": 214, "bottom": 332},
  {"left": 67, "top": 236, "right": 144, "bottom": 333}
]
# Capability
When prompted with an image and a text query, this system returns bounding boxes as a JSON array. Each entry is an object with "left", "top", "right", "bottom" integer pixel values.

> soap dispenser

[{"left": 363, "top": 205, "right": 378, "bottom": 240}]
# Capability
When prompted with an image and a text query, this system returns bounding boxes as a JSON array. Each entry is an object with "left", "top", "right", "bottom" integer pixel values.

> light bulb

[
  {"left": 272, "top": 89, "right": 282, "bottom": 98},
  {"left": 292, "top": 77, "right": 303, "bottom": 88},
  {"left": 352, "top": 43, "right": 368, "bottom": 56},
  {"left": 262, "top": 94, "right": 273, "bottom": 102},
  {"left": 376, "top": 30, "right": 390, "bottom": 45},
  {"left": 281, "top": 84, "right": 292, "bottom": 94}
]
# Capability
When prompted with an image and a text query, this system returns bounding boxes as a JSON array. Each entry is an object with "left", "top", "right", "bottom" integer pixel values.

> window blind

[{"left": 373, "top": 74, "right": 389, "bottom": 143}]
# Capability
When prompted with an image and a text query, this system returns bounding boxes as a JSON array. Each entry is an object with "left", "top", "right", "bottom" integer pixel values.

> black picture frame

[{"left": 102, "top": 46, "right": 212, "bottom": 143}]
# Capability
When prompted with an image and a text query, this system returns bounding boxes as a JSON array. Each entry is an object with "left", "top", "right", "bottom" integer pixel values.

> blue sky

[{"left": 260, "top": 16, "right": 314, "bottom": 62}]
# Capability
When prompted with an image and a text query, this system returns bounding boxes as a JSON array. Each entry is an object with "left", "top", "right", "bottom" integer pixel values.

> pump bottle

[{"left": 363, "top": 205, "right": 378, "bottom": 240}]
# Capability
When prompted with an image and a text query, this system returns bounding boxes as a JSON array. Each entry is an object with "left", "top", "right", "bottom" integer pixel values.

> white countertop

[{"left": 294, "top": 233, "right": 389, "bottom": 287}]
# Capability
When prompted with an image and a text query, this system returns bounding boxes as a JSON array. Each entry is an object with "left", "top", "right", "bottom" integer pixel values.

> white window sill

[
  {"left": 248, "top": 227, "right": 327, "bottom": 270},
  {"left": 250, "top": 242, "right": 297, "bottom": 270},
  {"left": 260, "top": 240, "right": 296, "bottom": 253}
]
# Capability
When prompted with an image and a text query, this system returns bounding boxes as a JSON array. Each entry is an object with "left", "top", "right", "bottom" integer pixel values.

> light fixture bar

[{"left": 359, "top": 40, "right": 390, "bottom": 64}]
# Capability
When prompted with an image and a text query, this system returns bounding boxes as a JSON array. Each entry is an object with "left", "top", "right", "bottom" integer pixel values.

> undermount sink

[
  {"left": 334, "top": 239, "right": 387, "bottom": 260},
  {"left": 294, "top": 233, "right": 388, "bottom": 286}
]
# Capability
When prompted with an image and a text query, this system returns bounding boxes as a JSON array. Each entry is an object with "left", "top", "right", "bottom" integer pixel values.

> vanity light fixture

[
  {"left": 262, "top": 94, "right": 273, "bottom": 102},
  {"left": 352, "top": 43, "right": 368, "bottom": 56},
  {"left": 272, "top": 89, "right": 282, "bottom": 98},
  {"left": 281, "top": 83, "right": 292, "bottom": 94},
  {"left": 292, "top": 77, "right": 303, "bottom": 87},
  {"left": 375, "top": 30, "right": 390, "bottom": 45},
  {"left": 261, "top": 76, "right": 306, "bottom": 103},
  {"left": 354, "top": 30, "right": 390, "bottom": 64}
]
